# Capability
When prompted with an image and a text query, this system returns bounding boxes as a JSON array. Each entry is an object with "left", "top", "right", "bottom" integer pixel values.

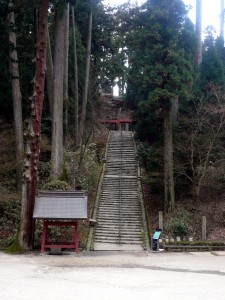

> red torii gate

[{"left": 101, "top": 118, "right": 134, "bottom": 130}]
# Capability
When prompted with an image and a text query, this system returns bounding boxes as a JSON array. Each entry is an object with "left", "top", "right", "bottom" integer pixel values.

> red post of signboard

[{"left": 41, "top": 220, "right": 79, "bottom": 254}]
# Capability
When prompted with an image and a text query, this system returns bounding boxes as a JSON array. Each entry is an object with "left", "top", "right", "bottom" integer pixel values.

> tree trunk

[
  {"left": 79, "top": 2, "right": 93, "bottom": 144},
  {"left": 71, "top": 5, "right": 79, "bottom": 149},
  {"left": 64, "top": 3, "right": 69, "bottom": 144},
  {"left": 19, "top": 0, "right": 49, "bottom": 250},
  {"left": 195, "top": 0, "right": 202, "bottom": 72},
  {"left": 164, "top": 105, "right": 175, "bottom": 212},
  {"left": 46, "top": 25, "right": 54, "bottom": 117},
  {"left": 8, "top": 2, "right": 24, "bottom": 190},
  {"left": 171, "top": 97, "right": 179, "bottom": 127},
  {"left": 51, "top": 5, "right": 65, "bottom": 178},
  {"left": 220, "top": 0, "right": 224, "bottom": 40}
]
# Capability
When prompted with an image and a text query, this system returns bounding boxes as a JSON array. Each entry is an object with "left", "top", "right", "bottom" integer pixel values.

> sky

[{"left": 103, "top": 0, "right": 223, "bottom": 38}]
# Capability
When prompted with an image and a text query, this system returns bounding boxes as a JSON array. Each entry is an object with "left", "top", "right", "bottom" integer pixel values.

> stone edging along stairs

[{"left": 87, "top": 130, "right": 149, "bottom": 251}]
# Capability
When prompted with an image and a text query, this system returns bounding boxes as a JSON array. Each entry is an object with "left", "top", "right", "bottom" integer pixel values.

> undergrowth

[{"left": 0, "top": 120, "right": 108, "bottom": 251}]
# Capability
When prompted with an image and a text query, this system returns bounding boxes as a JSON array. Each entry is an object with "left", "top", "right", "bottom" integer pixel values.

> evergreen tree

[
  {"left": 125, "top": 0, "right": 195, "bottom": 211},
  {"left": 200, "top": 27, "right": 225, "bottom": 89},
  {"left": 0, "top": 1, "right": 12, "bottom": 118}
]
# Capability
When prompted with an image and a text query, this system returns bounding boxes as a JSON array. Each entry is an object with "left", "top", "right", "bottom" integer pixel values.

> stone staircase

[{"left": 94, "top": 131, "right": 145, "bottom": 251}]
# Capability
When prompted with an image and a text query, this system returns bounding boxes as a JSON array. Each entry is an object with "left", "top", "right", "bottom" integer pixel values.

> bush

[
  {"left": 41, "top": 180, "right": 70, "bottom": 190},
  {"left": 164, "top": 207, "right": 191, "bottom": 238},
  {"left": 0, "top": 195, "right": 21, "bottom": 229},
  {"left": 0, "top": 194, "right": 21, "bottom": 249},
  {"left": 172, "top": 222, "right": 188, "bottom": 237},
  {"left": 64, "top": 143, "right": 101, "bottom": 192},
  {"left": 38, "top": 161, "right": 51, "bottom": 183}
]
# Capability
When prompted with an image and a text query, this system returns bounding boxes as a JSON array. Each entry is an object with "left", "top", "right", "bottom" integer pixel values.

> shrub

[
  {"left": 64, "top": 143, "right": 101, "bottom": 192},
  {"left": 164, "top": 206, "right": 191, "bottom": 238},
  {"left": 0, "top": 194, "right": 21, "bottom": 249},
  {"left": 172, "top": 222, "right": 188, "bottom": 237},
  {"left": 41, "top": 180, "right": 70, "bottom": 190},
  {"left": 38, "top": 161, "right": 51, "bottom": 183}
]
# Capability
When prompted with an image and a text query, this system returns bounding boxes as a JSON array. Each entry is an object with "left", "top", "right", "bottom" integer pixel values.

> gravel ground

[{"left": 0, "top": 250, "right": 225, "bottom": 300}]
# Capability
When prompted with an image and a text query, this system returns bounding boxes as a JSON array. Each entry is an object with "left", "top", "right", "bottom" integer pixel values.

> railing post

[
  {"left": 202, "top": 216, "right": 207, "bottom": 240},
  {"left": 159, "top": 211, "right": 163, "bottom": 230}
]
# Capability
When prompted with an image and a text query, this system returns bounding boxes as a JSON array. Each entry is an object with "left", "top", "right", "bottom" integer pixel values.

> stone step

[
  {"left": 97, "top": 217, "right": 141, "bottom": 222},
  {"left": 97, "top": 215, "right": 142, "bottom": 219},
  {"left": 98, "top": 206, "right": 140, "bottom": 211},
  {"left": 95, "top": 229, "right": 142, "bottom": 235},
  {"left": 97, "top": 219, "right": 142, "bottom": 225},
  {"left": 95, "top": 226, "right": 142, "bottom": 231},
  {"left": 95, "top": 235, "right": 142, "bottom": 241},
  {"left": 102, "top": 191, "right": 138, "bottom": 194},
  {"left": 98, "top": 215, "right": 142, "bottom": 219},
  {"left": 95, "top": 233, "right": 141, "bottom": 238},
  {"left": 100, "top": 198, "right": 138, "bottom": 200},
  {"left": 97, "top": 226, "right": 141, "bottom": 231},
  {"left": 99, "top": 208, "right": 140, "bottom": 212},
  {"left": 95, "top": 236, "right": 142, "bottom": 241},
  {"left": 98, "top": 204, "right": 140, "bottom": 208},
  {"left": 95, "top": 231, "right": 142, "bottom": 236},
  {"left": 94, "top": 239, "right": 142, "bottom": 245},
  {"left": 101, "top": 197, "right": 138, "bottom": 200},
  {"left": 102, "top": 186, "right": 137, "bottom": 188},
  {"left": 99, "top": 200, "right": 140, "bottom": 204},
  {"left": 100, "top": 198, "right": 138, "bottom": 201},
  {"left": 97, "top": 210, "right": 141, "bottom": 213},
  {"left": 94, "top": 130, "right": 144, "bottom": 250},
  {"left": 98, "top": 209, "right": 141, "bottom": 213},
  {"left": 101, "top": 193, "right": 138, "bottom": 196},
  {"left": 99, "top": 202, "right": 140, "bottom": 206},
  {"left": 95, "top": 226, "right": 141, "bottom": 231}
]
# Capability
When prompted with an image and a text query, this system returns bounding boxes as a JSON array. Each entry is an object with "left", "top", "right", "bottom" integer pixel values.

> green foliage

[
  {"left": 165, "top": 240, "right": 225, "bottom": 246},
  {"left": 0, "top": 125, "right": 17, "bottom": 191},
  {"left": 39, "top": 141, "right": 102, "bottom": 192},
  {"left": 0, "top": 196, "right": 21, "bottom": 230},
  {"left": 124, "top": 0, "right": 194, "bottom": 147},
  {"left": 0, "top": 195, "right": 21, "bottom": 249},
  {"left": 41, "top": 180, "right": 70, "bottom": 190},
  {"left": 38, "top": 161, "right": 51, "bottom": 183},
  {"left": 164, "top": 207, "right": 191, "bottom": 237},
  {"left": 15, "top": 5, "right": 36, "bottom": 118},
  {"left": 0, "top": 2, "right": 36, "bottom": 119},
  {"left": 64, "top": 142, "right": 101, "bottom": 191},
  {"left": 137, "top": 142, "right": 162, "bottom": 173},
  {"left": 172, "top": 223, "right": 188, "bottom": 237},
  {"left": 199, "top": 27, "right": 225, "bottom": 89},
  {"left": 5, "top": 229, "right": 25, "bottom": 254},
  {"left": 58, "top": 163, "right": 69, "bottom": 182},
  {"left": 0, "top": 3, "right": 12, "bottom": 119},
  {"left": 123, "top": 1, "right": 195, "bottom": 205}
]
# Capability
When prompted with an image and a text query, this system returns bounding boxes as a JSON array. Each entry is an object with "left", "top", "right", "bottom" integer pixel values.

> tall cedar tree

[
  {"left": 20, "top": 0, "right": 49, "bottom": 250},
  {"left": 71, "top": 5, "right": 79, "bottom": 148},
  {"left": 8, "top": 1, "right": 24, "bottom": 190},
  {"left": 200, "top": 28, "right": 225, "bottom": 89},
  {"left": 79, "top": 0, "right": 93, "bottom": 145},
  {"left": 51, "top": 4, "right": 65, "bottom": 178},
  {"left": 126, "top": 0, "right": 194, "bottom": 211},
  {"left": 195, "top": 0, "right": 202, "bottom": 71}
]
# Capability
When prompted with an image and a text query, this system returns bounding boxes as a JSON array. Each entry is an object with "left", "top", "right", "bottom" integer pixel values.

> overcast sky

[{"left": 103, "top": 0, "right": 223, "bottom": 38}]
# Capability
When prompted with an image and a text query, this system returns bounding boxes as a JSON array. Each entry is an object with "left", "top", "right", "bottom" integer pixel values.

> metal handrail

[{"left": 118, "top": 128, "right": 122, "bottom": 244}]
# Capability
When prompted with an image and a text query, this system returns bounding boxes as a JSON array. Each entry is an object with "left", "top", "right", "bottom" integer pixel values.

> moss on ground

[{"left": 5, "top": 229, "right": 26, "bottom": 254}]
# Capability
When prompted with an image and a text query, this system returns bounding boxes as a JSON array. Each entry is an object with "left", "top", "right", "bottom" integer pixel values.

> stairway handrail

[{"left": 119, "top": 128, "right": 122, "bottom": 244}]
